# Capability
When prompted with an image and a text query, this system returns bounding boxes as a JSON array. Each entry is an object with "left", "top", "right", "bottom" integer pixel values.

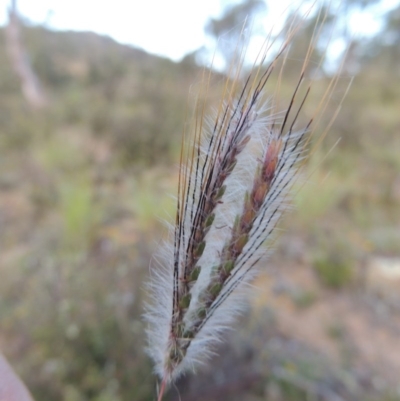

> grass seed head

[{"left": 145, "top": 4, "right": 349, "bottom": 397}]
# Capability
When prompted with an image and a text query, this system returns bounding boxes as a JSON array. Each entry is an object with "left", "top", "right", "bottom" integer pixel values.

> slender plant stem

[{"left": 157, "top": 377, "right": 167, "bottom": 401}]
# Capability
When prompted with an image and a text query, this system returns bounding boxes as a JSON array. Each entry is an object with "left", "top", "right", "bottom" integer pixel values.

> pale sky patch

[{"left": 1, "top": 0, "right": 399, "bottom": 62}]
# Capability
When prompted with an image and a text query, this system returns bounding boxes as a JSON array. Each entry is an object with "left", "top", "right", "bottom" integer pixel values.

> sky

[
  {"left": 1, "top": 0, "right": 224, "bottom": 60},
  {"left": 1, "top": 0, "right": 399, "bottom": 62}
]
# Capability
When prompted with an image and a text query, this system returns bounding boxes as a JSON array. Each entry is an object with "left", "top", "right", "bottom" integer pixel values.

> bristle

[{"left": 144, "top": 4, "right": 348, "bottom": 394}]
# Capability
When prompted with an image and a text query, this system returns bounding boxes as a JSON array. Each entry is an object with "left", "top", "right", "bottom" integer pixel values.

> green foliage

[
  {"left": 1, "top": 234, "right": 155, "bottom": 401},
  {"left": 0, "top": 26, "right": 199, "bottom": 168},
  {"left": 59, "top": 177, "right": 98, "bottom": 250},
  {"left": 292, "top": 290, "right": 317, "bottom": 309},
  {"left": 129, "top": 171, "right": 175, "bottom": 231},
  {"left": 313, "top": 253, "right": 354, "bottom": 289}
]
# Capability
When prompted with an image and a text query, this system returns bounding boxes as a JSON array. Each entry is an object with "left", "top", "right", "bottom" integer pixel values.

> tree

[{"left": 205, "top": 0, "right": 267, "bottom": 70}]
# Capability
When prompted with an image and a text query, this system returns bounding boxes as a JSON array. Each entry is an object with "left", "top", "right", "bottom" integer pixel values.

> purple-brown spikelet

[{"left": 144, "top": 6, "right": 348, "bottom": 400}]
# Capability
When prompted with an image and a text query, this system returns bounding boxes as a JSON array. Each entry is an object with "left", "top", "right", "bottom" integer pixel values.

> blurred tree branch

[{"left": 6, "top": 0, "right": 47, "bottom": 110}]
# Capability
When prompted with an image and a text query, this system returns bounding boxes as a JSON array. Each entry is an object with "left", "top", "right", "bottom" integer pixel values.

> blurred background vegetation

[{"left": 0, "top": 0, "right": 399, "bottom": 400}]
